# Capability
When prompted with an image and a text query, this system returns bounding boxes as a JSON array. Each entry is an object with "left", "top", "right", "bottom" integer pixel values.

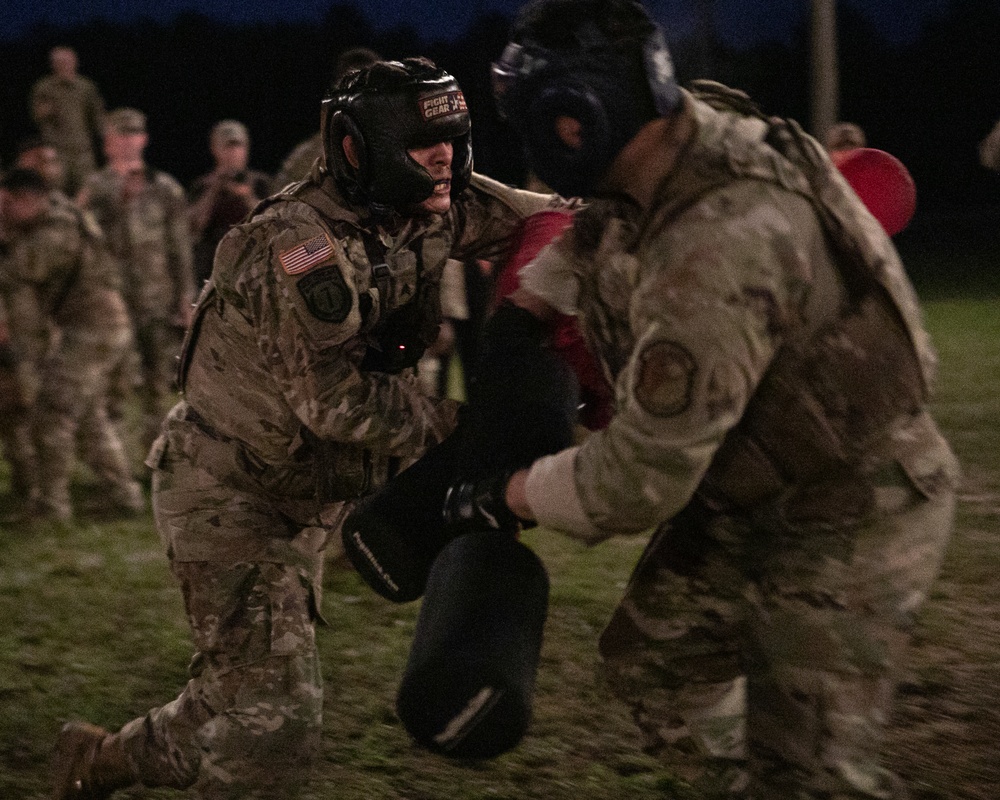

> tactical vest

[{"left": 596, "top": 82, "right": 933, "bottom": 520}]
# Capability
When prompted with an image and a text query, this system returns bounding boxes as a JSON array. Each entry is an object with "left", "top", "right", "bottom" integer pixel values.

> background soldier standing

[
  {"left": 0, "top": 168, "right": 142, "bottom": 523},
  {"left": 78, "top": 107, "right": 195, "bottom": 453},
  {"left": 404, "top": 1, "right": 959, "bottom": 797},
  {"left": 52, "top": 57, "right": 567, "bottom": 799},
  {"left": 29, "top": 46, "right": 105, "bottom": 196},
  {"left": 187, "top": 119, "right": 274, "bottom": 287}
]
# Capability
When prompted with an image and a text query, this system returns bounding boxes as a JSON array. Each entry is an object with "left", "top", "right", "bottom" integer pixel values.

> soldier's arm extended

[
  {"left": 448, "top": 173, "right": 577, "bottom": 264},
  {"left": 516, "top": 185, "right": 821, "bottom": 543}
]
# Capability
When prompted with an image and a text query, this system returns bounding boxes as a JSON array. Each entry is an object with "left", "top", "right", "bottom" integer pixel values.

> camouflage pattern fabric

[
  {"left": 519, "top": 88, "right": 959, "bottom": 798},
  {"left": 112, "top": 165, "right": 565, "bottom": 796},
  {"left": 29, "top": 74, "right": 104, "bottom": 195},
  {"left": 80, "top": 166, "right": 195, "bottom": 445},
  {"left": 0, "top": 199, "right": 140, "bottom": 520},
  {"left": 116, "top": 443, "right": 328, "bottom": 798}
]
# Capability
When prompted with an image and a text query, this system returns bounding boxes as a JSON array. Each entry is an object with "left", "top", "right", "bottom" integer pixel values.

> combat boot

[{"left": 52, "top": 721, "right": 136, "bottom": 800}]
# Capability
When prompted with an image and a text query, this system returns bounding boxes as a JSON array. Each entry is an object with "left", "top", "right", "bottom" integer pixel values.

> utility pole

[{"left": 810, "top": 0, "right": 839, "bottom": 141}]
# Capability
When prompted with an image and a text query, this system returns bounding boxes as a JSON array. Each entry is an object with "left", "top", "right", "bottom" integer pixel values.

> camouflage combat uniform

[
  {"left": 518, "top": 85, "right": 959, "bottom": 799},
  {"left": 29, "top": 72, "right": 104, "bottom": 196},
  {"left": 80, "top": 165, "right": 195, "bottom": 448},
  {"left": 0, "top": 294, "right": 37, "bottom": 504},
  {"left": 111, "top": 164, "right": 563, "bottom": 797},
  {"left": 0, "top": 197, "right": 141, "bottom": 521}
]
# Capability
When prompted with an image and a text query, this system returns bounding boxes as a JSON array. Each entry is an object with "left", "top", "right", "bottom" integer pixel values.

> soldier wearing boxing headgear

[
  {"left": 50, "top": 56, "right": 572, "bottom": 800},
  {"left": 323, "top": 57, "right": 474, "bottom": 214},
  {"left": 365, "top": 1, "right": 959, "bottom": 797}
]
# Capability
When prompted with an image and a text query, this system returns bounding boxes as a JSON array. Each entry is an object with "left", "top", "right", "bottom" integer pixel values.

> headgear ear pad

[
  {"left": 524, "top": 80, "right": 612, "bottom": 197},
  {"left": 330, "top": 111, "right": 368, "bottom": 182}
]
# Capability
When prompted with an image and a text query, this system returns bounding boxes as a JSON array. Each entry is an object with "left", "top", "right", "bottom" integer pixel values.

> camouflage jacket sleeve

[
  {"left": 29, "top": 78, "right": 55, "bottom": 126},
  {"left": 448, "top": 173, "right": 575, "bottom": 264},
  {"left": 220, "top": 215, "right": 455, "bottom": 455},
  {"left": 524, "top": 182, "right": 825, "bottom": 543}
]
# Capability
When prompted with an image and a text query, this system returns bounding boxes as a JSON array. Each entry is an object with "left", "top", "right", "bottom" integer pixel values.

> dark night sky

[{"left": 2, "top": 0, "right": 957, "bottom": 47}]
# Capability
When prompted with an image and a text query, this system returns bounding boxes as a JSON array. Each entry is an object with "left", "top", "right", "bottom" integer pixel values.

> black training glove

[{"left": 441, "top": 470, "right": 524, "bottom": 535}]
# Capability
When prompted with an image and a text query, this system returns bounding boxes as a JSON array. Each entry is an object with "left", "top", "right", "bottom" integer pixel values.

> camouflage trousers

[
  {"left": 599, "top": 459, "right": 957, "bottom": 800},
  {"left": 120, "top": 435, "right": 342, "bottom": 798},
  {"left": 0, "top": 362, "right": 36, "bottom": 502},
  {"left": 33, "top": 325, "right": 141, "bottom": 520}
]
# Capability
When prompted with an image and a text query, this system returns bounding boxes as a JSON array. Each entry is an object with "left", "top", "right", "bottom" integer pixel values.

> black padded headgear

[
  {"left": 492, "top": 0, "right": 680, "bottom": 197},
  {"left": 322, "top": 58, "right": 473, "bottom": 215}
]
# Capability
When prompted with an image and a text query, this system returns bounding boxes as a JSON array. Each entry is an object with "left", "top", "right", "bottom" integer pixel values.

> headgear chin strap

[
  {"left": 492, "top": 3, "right": 680, "bottom": 197},
  {"left": 323, "top": 60, "right": 473, "bottom": 215}
]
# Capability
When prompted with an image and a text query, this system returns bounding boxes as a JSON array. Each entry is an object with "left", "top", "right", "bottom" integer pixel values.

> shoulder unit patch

[
  {"left": 297, "top": 265, "right": 352, "bottom": 323},
  {"left": 635, "top": 340, "right": 697, "bottom": 417}
]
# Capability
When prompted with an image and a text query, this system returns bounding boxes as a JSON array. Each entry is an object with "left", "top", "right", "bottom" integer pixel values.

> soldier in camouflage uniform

[
  {"left": 30, "top": 46, "right": 105, "bottom": 196},
  {"left": 188, "top": 119, "right": 275, "bottom": 286},
  {"left": 0, "top": 142, "right": 76, "bottom": 509},
  {"left": 15, "top": 136, "right": 68, "bottom": 195},
  {"left": 52, "top": 57, "right": 566, "bottom": 799},
  {"left": 436, "top": 2, "right": 959, "bottom": 798},
  {"left": 0, "top": 168, "right": 142, "bottom": 522},
  {"left": 78, "top": 108, "right": 196, "bottom": 452}
]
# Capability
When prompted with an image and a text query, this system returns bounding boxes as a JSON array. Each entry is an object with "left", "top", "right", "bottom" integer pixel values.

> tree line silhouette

[{"left": 1, "top": 0, "right": 998, "bottom": 215}]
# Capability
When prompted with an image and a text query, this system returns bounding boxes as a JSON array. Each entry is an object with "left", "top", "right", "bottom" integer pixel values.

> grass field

[{"left": 1, "top": 290, "right": 997, "bottom": 799}]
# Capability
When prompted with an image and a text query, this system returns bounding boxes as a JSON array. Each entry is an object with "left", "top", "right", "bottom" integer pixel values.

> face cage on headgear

[
  {"left": 491, "top": 19, "right": 679, "bottom": 197},
  {"left": 323, "top": 67, "right": 473, "bottom": 214}
]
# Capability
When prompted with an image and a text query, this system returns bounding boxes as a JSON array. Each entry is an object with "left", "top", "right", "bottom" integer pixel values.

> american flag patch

[{"left": 279, "top": 233, "right": 333, "bottom": 275}]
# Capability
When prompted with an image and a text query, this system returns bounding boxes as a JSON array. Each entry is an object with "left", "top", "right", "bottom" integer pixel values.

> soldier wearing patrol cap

[
  {"left": 51, "top": 56, "right": 570, "bottom": 799},
  {"left": 401, "top": 1, "right": 958, "bottom": 797},
  {"left": 188, "top": 119, "right": 274, "bottom": 286},
  {"left": 78, "top": 107, "right": 196, "bottom": 454}
]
